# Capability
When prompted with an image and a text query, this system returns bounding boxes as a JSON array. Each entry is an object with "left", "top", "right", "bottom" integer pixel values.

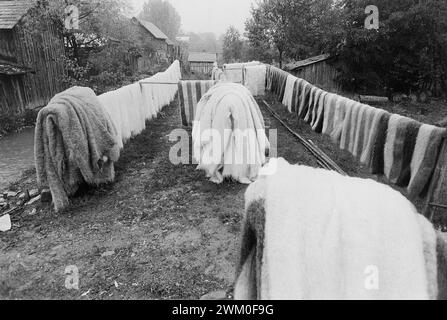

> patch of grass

[{"left": 0, "top": 109, "right": 39, "bottom": 136}]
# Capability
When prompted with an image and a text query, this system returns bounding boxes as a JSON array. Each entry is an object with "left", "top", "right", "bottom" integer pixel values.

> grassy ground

[
  {"left": 0, "top": 90, "right": 445, "bottom": 299},
  {"left": 378, "top": 98, "right": 447, "bottom": 126}
]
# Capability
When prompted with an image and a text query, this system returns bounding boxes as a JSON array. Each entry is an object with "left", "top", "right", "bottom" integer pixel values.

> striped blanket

[
  {"left": 178, "top": 80, "right": 217, "bottom": 126},
  {"left": 265, "top": 65, "right": 447, "bottom": 199}
]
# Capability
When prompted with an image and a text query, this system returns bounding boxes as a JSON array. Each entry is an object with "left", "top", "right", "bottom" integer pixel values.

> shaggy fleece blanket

[
  {"left": 192, "top": 83, "right": 269, "bottom": 184},
  {"left": 178, "top": 80, "right": 217, "bottom": 126},
  {"left": 267, "top": 66, "right": 288, "bottom": 102},
  {"left": 224, "top": 62, "right": 261, "bottom": 83},
  {"left": 98, "top": 91, "right": 124, "bottom": 150},
  {"left": 35, "top": 86, "right": 120, "bottom": 212},
  {"left": 322, "top": 93, "right": 338, "bottom": 136},
  {"left": 408, "top": 125, "right": 446, "bottom": 198},
  {"left": 235, "top": 158, "right": 432, "bottom": 300},
  {"left": 360, "top": 108, "right": 389, "bottom": 167},
  {"left": 243, "top": 65, "right": 267, "bottom": 96},
  {"left": 311, "top": 91, "right": 327, "bottom": 133},
  {"left": 282, "top": 74, "right": 297, "bottom": 112}
]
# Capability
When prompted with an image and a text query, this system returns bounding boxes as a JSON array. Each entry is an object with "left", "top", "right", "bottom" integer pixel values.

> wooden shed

[
  {"left": 188, "top": 52, "right": 217, "bottom": 76},
  {"left": 284, "top": 54, "right": 341, "bottom": 93},
  {"left": 131, "top": 17, "right": 175, "bottom": 70},
  {"left": 0, "top": 0, "right": 65, "bottom": 115}
]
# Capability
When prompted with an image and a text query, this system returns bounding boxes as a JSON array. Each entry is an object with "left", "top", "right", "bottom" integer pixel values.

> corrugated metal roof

[
  {"left": 188, "top": 52, "right": 217, "bottom": 63},
  {"left": 0, "top": 0, "right": 35, "bottom": 29},
  {"left": 0, "top": 61, "right": 32, "bottom": 75},
  {"left": 284, "top": 53, "right": 332, "bottom": 71},
  {"left": 133, "top": 17, "right": 168, "bottom": 40},
  {"left": 166, "top": 38, "right": 174, "bottom": 46}
]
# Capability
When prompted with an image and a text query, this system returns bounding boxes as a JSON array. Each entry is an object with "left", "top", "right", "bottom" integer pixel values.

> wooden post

[{"left": 423, "top": 138, "right": 447, "bottom": 221}]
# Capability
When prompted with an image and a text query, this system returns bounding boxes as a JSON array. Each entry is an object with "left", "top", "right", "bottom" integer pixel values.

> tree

[
  {"left": 332, "top": 0, "right": 447, "bottom": 95},
  {"left": 222, "top": 26, "right": 243, "bottom": 63},
  {"left": 188, "top": 32, "right": 221, "bottom": 53},
  {"left": 245, "top": 0, "right": 342, "bottom": 67},
  {"left": 24, "top": 0, "right": 142, "bottom": 91},
  {"left": 140, "top": 0, "right": 181, "bottom": 40}
]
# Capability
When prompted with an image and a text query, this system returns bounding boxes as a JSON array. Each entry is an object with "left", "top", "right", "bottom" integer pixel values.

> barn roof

[
  {"left": 133, "top": 17, "right": 168, "bottom": 40},
  {"left": 166, "top": 38, "right": 175, "bottom": 46},
  {"left": 0, "top": 61, "right": 33, "bottom": 75},
  {"left": 188, "top": 52, "right": 217, "bottom": 63},
  {"left": 284, "top": 53, "right": 332, "bottom": 71},
  {"left": 0, "top": 0, "right": 35, "bottom": 29}
]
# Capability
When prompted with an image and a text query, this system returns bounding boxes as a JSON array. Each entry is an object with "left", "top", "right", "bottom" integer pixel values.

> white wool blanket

[
  {"left": 35, "top": 87, "right": 120, "bottom": 212},
  {"left": 98, "top": 91, "right": 124, "bottom": 150},
  {"left": 281, "top": 74, "right": 297, "bottom": 112},
  {"left": 98, "top": 60, "right": 181, "bottom": 147},
  {"left": 224, "top": 61, "right": 261, "bottom": 83},
  {"left": 236, "top": 158, "right": 430, "bottom": 300},
  {"left": 192, "top": 83, "right": 269, "bottom": 184},
  {"left": 243, "top": 65, "right": 267, "bottom": 96}
]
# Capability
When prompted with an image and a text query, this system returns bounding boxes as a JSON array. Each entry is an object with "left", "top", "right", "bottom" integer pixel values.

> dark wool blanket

[
  {"left": 370, "top": 112, "right": 391, "bottom": 175},
  {"left": 298, "top": 82, "right": 312, "bottom": 119},
  {"left": 35, "top": 86, "right": 120, "bottom": 212},
  {"left": 396, "top": 120, "right": 423, "bottom": 187}
]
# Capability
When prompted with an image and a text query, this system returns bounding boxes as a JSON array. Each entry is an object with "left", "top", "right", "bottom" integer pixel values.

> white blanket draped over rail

[
  {"left": 223, "top": 61, "right": 261, "bottom": 83},
  {"left": 243, "top": 64, "right": 267, "bottom": 96},
  {"left": 235, "top": 157, "right": 437, "bottom": 300},
  {"left": 98, "top": 60, "right": 181, "bottom": 148},
  {"left": 35, "top": 61, "right": 181, "bottom": 212},
  {"left": 35, "top": 87, "right": 120, "bottom": 212},
  {"left": 192, "top": 83, "right": 270, "bottom": 184}
]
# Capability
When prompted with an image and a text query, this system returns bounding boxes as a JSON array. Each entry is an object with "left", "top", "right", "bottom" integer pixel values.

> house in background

[
  {"left": 188, "top": 52, "right": 217, "bottom": 76},
  {"left": 131, "top": 17, "right": 177, "bottom": 71},
  {"left": 284, "top": 54, "right": 341, "bottom": 93},
  {"left": 0, "top": 0, "right": 65, "bottom": 116}
]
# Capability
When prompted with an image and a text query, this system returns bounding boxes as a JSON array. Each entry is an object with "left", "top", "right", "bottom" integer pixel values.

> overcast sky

[{"left": 130, "top": 0, "right": 256, "bottom": 36}]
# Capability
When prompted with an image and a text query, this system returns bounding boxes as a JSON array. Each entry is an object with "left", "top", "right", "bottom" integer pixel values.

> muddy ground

[{"left": 0, "top": 93, "right": 445, "bottom": 299}]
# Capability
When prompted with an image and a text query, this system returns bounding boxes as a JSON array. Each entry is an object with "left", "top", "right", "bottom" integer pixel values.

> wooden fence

[{"left": 190, "top": 62, "right": 214, "bottom": 77}]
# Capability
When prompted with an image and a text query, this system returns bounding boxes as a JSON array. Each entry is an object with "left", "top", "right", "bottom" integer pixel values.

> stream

[{"left": 0, "top": 127, "right": 35, "bottom": 190}]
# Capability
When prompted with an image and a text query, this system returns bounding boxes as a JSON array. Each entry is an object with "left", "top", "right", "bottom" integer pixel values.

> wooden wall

[
  {"left": 0, "top": 74, "right": 26, "bottom": 115},
  {"left": 291, "top": 60, "right": 341, "bottom": 93},
  {"left": 0, "top": 17, "right": 65, "bottom": 115},
  {"left": 190, "top": 62, "right": 213, "bottom": 77},
  {"left": 0, "top": 30, "right": 17, "bottom": 63},
  {"left": 12, "top": 19, "right": 65, "bottom": 110}
]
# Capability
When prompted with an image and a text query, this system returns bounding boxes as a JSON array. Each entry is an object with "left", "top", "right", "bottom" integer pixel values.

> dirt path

[
  {"left": 0, "top": 93, "right": 439, "bottom": 299},
  {"left": 0, "top": 95, "right": 320, "bottom": 300}
]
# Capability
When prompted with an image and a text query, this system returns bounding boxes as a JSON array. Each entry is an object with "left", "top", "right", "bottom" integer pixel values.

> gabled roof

[
  {"left": 133, "top": 17, "right": 168, "bottom": 40},
  {"left": 284, "top": 53, "right": 332, "bottom": 71},
  {"left": 166, "top": 38, "right": 174, "bottom": 46},
  {"left": 188, "top": 52, "right": 217, "bottom": 63},
  {"left": 0, "top": 0, "right": 35, "bottom": 29}
]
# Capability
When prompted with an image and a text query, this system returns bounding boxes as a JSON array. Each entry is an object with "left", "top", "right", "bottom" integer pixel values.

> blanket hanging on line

[
  {"left": 264, "top": 65, "right": 447, "bottom": 200},
  {"left": 178, "top": 80, "right": 218, "bottom": 126},
  {"left": 35, "top": 86, "right": 120, "bottom": 212},
  {"left": 235, "top": 157, "right": 437, "bottom": 300},
  {"left": 192, "top": 83, "right": 270, "bottom": 184}
]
